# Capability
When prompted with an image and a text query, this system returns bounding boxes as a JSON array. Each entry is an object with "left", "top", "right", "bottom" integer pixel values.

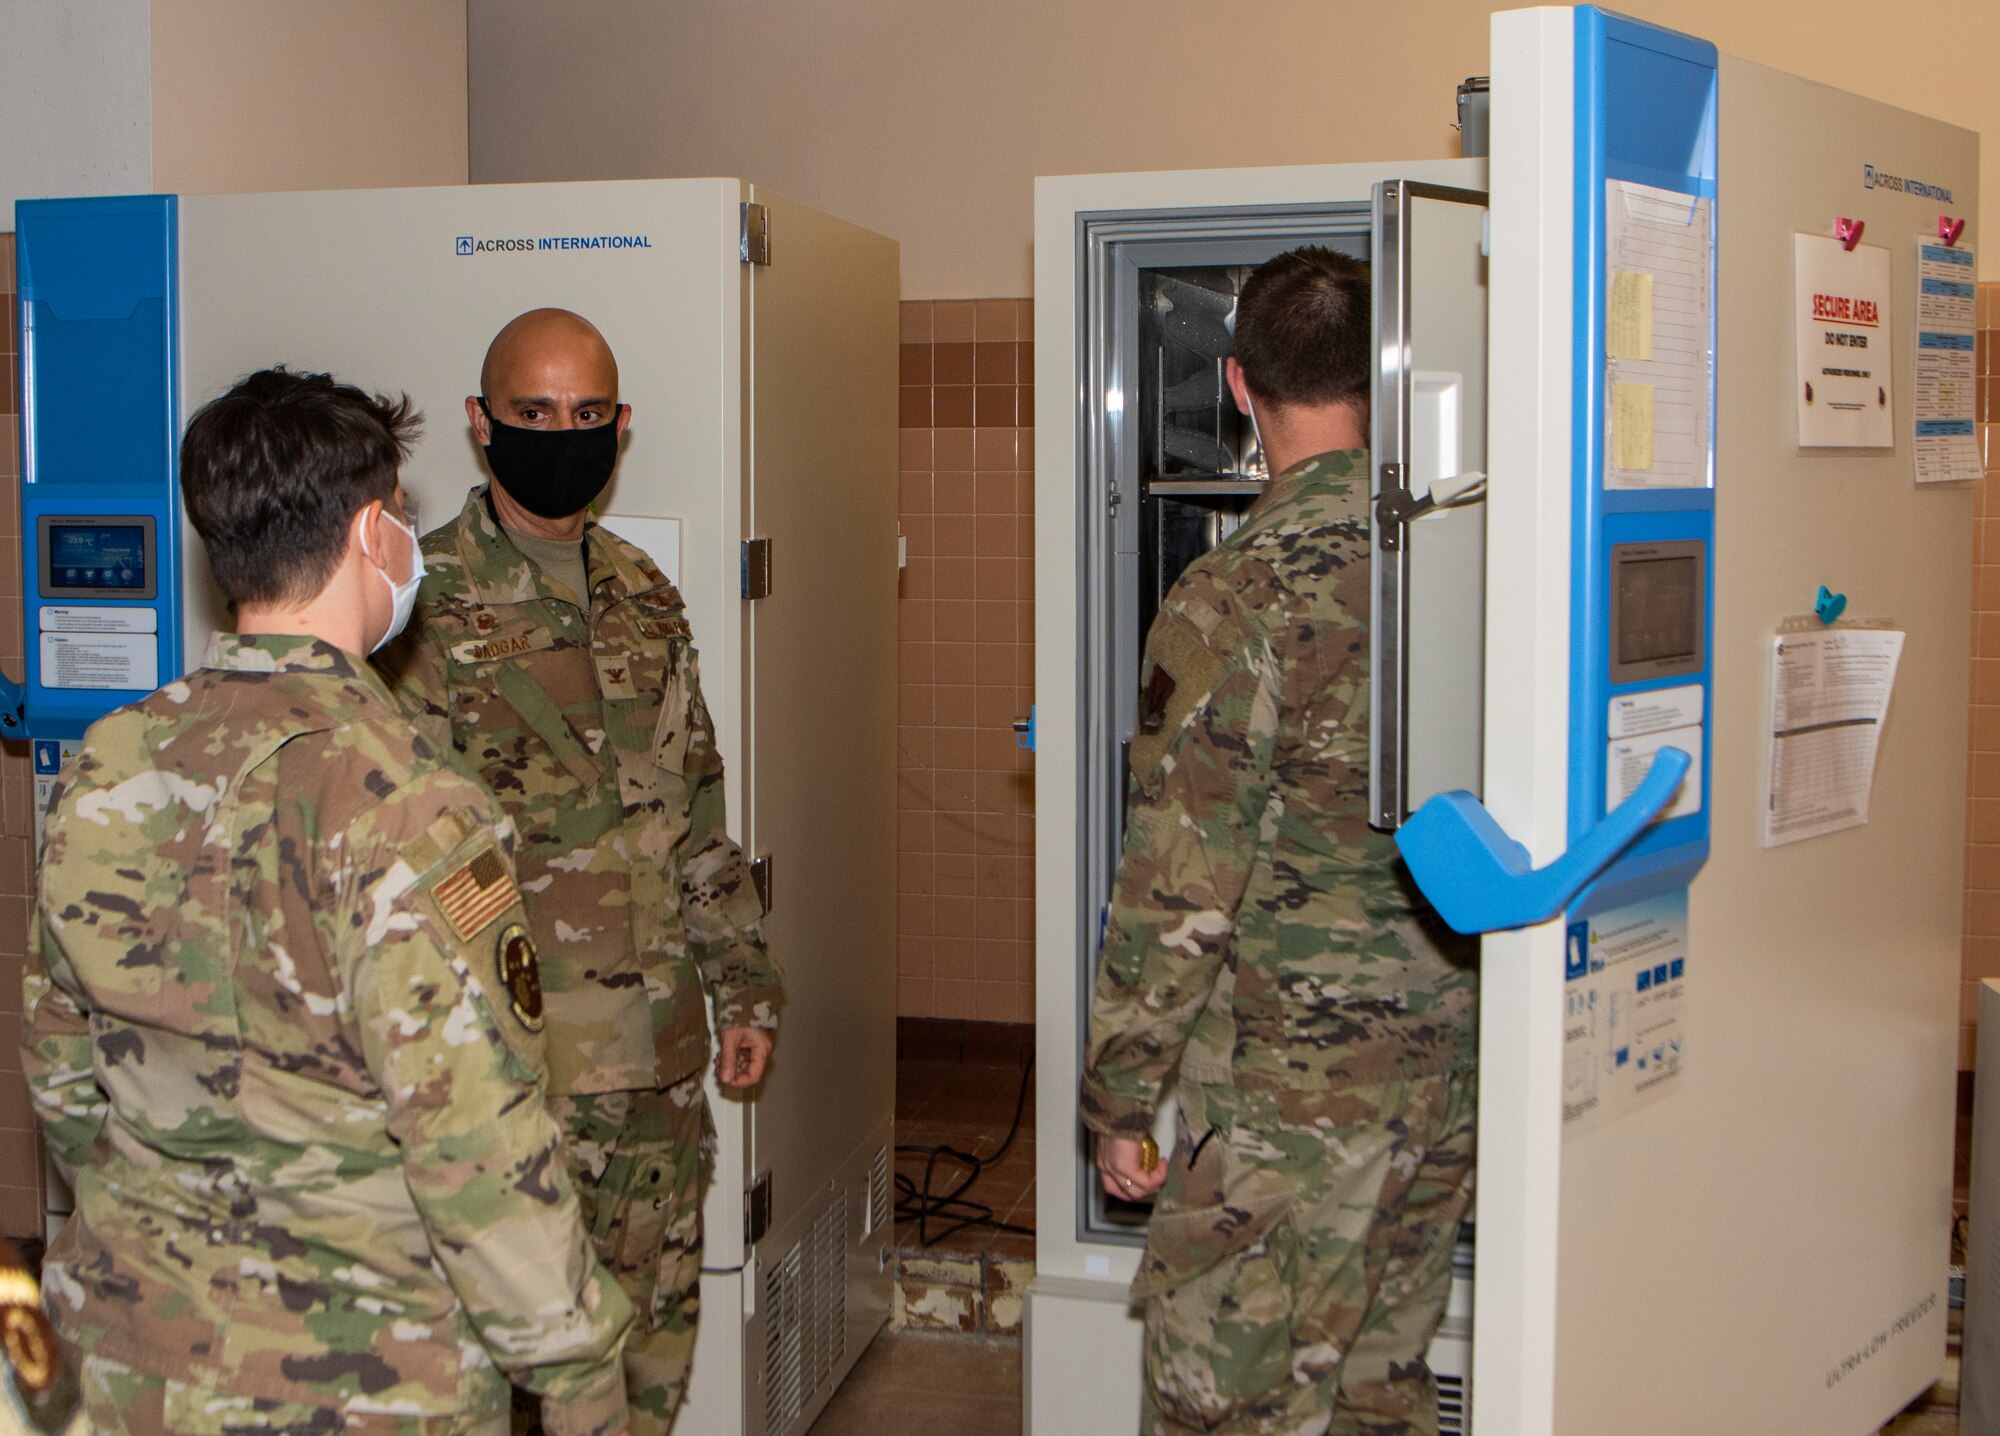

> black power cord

[{"left": 893, "top": 1053, "right": 1036, "bottom": 1249}]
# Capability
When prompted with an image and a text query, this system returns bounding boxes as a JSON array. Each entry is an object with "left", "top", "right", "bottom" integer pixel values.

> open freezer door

[{"left": 1369, "top": 179, "right": 1489, "bottom": 831}]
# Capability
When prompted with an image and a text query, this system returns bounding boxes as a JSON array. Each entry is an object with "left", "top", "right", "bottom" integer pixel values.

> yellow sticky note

[
  {"left": 1613, "top": 382, "right": 1655, "bottom": 471},
  {"left": 1609, "top": 270, "right": 1654, "bottom": 361}
]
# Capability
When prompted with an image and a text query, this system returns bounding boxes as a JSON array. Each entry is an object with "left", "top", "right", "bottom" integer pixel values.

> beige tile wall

[
  {"left": 0, "top": 237, "right": 42, "bottom": 1236},
  {"left": 897, "top": 299, "right": 1036, "bottom": 1023}
]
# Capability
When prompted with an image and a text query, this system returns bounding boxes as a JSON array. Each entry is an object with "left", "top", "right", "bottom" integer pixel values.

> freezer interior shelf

[{"left": 1146, "top": 476, "right": 1265, "bottom": 496}]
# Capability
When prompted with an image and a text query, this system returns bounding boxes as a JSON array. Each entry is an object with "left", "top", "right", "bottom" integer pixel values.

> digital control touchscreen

[
  {"left": 1608, "top": 539, "right": 1706, "bottom": 683},
  {"left": 38, "top": 515, "right": 159, "bottom": 600}
]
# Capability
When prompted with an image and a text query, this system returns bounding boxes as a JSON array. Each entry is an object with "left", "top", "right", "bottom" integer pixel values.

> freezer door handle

[{"left": 1395, "top": 745, "right": 1692, "bottom": 934}]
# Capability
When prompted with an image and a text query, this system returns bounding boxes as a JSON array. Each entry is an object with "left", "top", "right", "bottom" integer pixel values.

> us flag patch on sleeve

[{"left": 433, "top": 846, "right": 520, "bottom": 942}]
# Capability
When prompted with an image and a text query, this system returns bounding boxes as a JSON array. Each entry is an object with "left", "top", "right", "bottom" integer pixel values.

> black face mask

[{"left": 479, "top": 399, "right": 623, "bottom": 519}]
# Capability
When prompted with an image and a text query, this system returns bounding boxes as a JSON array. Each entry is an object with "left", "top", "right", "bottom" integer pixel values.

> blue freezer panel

[{"left": 17, "top": 195, "right": 184, "bottom": 738}]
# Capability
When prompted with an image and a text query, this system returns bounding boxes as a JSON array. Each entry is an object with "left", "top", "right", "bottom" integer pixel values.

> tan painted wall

[
  {"left": 468, "top": 0, "right": 1994, "bottom": 297},
  {"left": 0, "top": 1, "right": 470, "bottom": 1239},
  {"left": 0, "top": 0, "right": 152, "bottom": 212},
  {"left": 152, "top": 0, "right": 467, "bottom": 194}
]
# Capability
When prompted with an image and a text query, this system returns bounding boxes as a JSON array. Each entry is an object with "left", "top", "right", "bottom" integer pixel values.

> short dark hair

[
  {"left": 180, "top": 367, "right": 421, "bottom": 607},
  {"left": 1232, "top": 246, "right": 1370, "bottom": 411}
]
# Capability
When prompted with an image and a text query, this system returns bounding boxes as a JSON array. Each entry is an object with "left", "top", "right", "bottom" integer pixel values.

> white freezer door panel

[
  {"left": 736, "top": 188, "right": 899, "bottom": 1234},
  {"left": 1547, "top": 59, "right": 1972, "bottom": 1436},
  {"left": 175, "top": 178, "right": 747, "bottom": 708},
  {"left": 176, "top": 179, "right": 757, "bottom": 1280}
]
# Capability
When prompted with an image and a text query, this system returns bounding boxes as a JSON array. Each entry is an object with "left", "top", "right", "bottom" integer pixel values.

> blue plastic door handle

[{"left": 1394, "top": 745, "right": 1694, "bottom": 934}]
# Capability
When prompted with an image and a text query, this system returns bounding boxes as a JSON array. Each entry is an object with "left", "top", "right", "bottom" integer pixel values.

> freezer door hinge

[
  {"left": 740, "top": 203, "right": 771, "bottom": 265},
  {"left": 745, "top": 1171, "right": 774, "bottom": 1245},
  {"left": 749, "top": 854, "right": 773, "bottom": 914},
  {"left": 1374, "top": 463, "right": 1421, "bottom": 552},
  {"left": 741, "top": 537, "right": 772, "bottom": 599}
]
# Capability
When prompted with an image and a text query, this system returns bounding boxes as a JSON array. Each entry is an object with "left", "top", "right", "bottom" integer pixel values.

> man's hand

[
  {"left": 1096, "top": 1134, "right": 1168, "bottom": 1201},
  {"left": 717, "top": 1027, "right": 773, "bottom": 1088}
]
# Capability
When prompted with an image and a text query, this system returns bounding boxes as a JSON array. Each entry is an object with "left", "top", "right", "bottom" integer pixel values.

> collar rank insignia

[
  {"left": 434, "top": 846, "right": 520, "bottom": 942},
  {"left": 595, "top": 654, "right": 639, "bottom": 699},
  {"left": 497, "top": 923, "right": 544, "bottom": 1031}
]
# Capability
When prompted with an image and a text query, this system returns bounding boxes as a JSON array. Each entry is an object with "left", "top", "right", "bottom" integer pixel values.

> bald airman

[{"left": 378, "top": 310, "right": 781, "bottom": 1432}]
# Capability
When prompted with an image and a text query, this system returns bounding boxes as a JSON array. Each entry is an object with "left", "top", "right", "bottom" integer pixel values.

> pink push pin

[
  {"left": 1939, "top": 215, "right": 1967, "bottom": 247},
  {"left": 1837, "top": 217, "right": 1865, "bottom": 251}
]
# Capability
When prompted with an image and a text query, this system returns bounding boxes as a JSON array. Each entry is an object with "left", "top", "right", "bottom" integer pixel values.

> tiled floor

[
  {"left": 849, "top": 1024, "right": 1971, "bottom": 1434},
  {"left": 893, "top": 1052, "right": 1035, "bottom": 1262},
  {"left": 809, "top": 1329, "right": 1021, "bottom": 1435}
]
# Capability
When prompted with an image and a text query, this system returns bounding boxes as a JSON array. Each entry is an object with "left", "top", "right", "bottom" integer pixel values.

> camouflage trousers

[
  {"left": 1134, "top": 1070, "right": 1476, "bottom": 1436},
  {"left": 535, "top": 1072, "right": 712, "bottom": 1436},
  {"left": 77, "top": 1355, "right": 508, "bottom": 1436}
]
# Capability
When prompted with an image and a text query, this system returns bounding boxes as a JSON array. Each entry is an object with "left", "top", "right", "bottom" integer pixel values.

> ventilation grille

[
  {"left": 763, "top": 1239, "right": 806, "bottom": 1436},
  {"left": 868, "top": 1144, "right": 890, "bottom": 1235},
  {"left": 1437, "top": 1373, "right": 1468, "bottom": 1435},
  {"left": 814, "top": 1192, "right": 848, "bottom": 1389},
  {"left": 760, "top": 1189, "right": 855, "bottom": 1436}
]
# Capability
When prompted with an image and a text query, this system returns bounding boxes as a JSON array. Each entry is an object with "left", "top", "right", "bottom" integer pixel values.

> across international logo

[
  {"left": 1860, "top": 163, "right": 1953, "bottom": 204},
  {"left": 453, "top": 232, "right": 654, "bottom": 255}
]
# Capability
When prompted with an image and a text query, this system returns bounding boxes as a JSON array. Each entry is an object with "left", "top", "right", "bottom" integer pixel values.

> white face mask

[
  {"left": 360, "top": 504, "right": 426, "bottom": 654},
  {"left": 1244, "top": 391, "right": 1268, "bottom": 475}
]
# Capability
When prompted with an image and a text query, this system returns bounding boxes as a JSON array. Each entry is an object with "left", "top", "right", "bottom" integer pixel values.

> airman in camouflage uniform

[
  {"left": 24, "top": 369, "right": 634, "bottom": 1436},
  {"left": 1081, "top": 250, "right": 1478, "bottom": 1436},
  {"left": 378, "top": 310, "right": 780, "bottom": 1433}
]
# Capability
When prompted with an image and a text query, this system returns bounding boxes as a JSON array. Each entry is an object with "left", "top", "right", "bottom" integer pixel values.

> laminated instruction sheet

[
  {"left": 1604, "top": 180, "right": 1713, "bottom": 489},
  {"left": 1762, "top": 623, "right": 1905, "bottom": 847},
  {"left": 1564, "top": 891, "right": 1688, "bottom": 1134},
  {"left": 1913, "top": 240, "right": 1980, "bottom": 484}
]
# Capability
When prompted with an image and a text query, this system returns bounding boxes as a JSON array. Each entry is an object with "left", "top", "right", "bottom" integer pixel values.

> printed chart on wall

[
  {"left": 1763, "top": 621, "right": 1904, "bottom": 847},
  {"left": 1913, "top": 239, "right": 1980, "bottom": 483},
  {"left": 1564, "top": 891, "right": 1688, "bottom": 1134},
  {"left": 1795, "top": 234, "right": 1894, "bottom": 448},
  {"left": 1604, "top": 180, "right": 1713, "bottom": 489}
]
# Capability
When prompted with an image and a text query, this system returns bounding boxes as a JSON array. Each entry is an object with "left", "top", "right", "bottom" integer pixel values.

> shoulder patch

[
  {"left": 1128, "top": 611, "right": 1229, "bottom": 787},
  {"left": 496, "top": 922, "right": 544, "bottom": 1032},
  {"left": 432, "top": 844, "right": 521, "bottom": 942},
  {"left": 402, "top": 809, "right": 481, "bottom": 878},
  {"left": 1176, "top": 595, "right": 1226, "bottom": 639},
  {"left": 0, "top": 1261, "right": 57, "bottom": 1398}
]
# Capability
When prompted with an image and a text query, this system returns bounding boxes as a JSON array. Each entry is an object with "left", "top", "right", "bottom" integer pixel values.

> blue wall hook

[{"left": 1395, "top": 746, "right": 1694, "bottom": 935}]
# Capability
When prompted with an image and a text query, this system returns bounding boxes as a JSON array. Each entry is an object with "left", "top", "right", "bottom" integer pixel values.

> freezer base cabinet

[
  {"left": 1024, "top": 1272, "right": 1473, "bottom": 1435},
  {"left": 720, "top": 1120, "right": 896, "bottom": 1436}
]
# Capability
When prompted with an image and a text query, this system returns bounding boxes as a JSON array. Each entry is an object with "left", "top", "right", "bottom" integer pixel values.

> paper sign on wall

[
  {"left": 1913, "top": 240, "right": 1980, "bottom": 484},
  {"left": 1762, "top": 622, "right": 1904, "bottom": 847},
  {"left": 1795, "top": 234, "right": 1894, "bottom": 448}
]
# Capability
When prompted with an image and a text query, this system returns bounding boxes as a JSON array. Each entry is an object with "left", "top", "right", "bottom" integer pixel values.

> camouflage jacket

[
  {"left": 1080, "top": 450, "right": 1478, "bottom": 1137},
  {"left": 23, "top": 634, "right": 632, "bottom": 1433},
  {"left": 377, "top": 487, "right": 779, "bottom": 1096}
]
